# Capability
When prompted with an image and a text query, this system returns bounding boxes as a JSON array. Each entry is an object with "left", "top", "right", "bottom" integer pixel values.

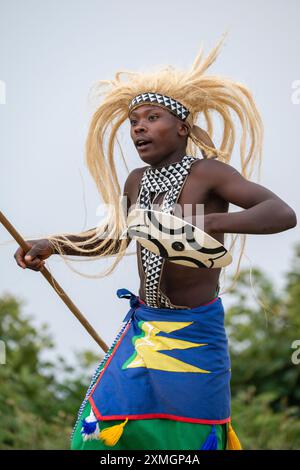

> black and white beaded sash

[{"left": 136, "top": 155, "right": 198, "bottom": 308}]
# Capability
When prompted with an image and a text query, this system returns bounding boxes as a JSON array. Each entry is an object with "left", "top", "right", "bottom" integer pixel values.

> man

[{"left": 14, "top": 35, "right": 297, "bottom": 450}]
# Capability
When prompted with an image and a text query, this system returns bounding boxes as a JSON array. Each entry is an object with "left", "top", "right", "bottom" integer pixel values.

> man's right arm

[
  {"left": 50, "top": 224, "right": 131, "bottom": 256},
  {"left": 14, "top": 169, "right": 141, "bottom": 270},
  {"left": 62, "top": 166, "right": 146, "bottom": 256}
]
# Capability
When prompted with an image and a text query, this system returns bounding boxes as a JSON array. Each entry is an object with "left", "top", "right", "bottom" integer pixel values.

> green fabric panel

[{"left": 71, "top": 401, "right": 227, "bottom": 451}]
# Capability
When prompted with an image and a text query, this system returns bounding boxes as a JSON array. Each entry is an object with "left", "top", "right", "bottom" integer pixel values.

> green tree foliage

[
  {"left": 226, "top": 242, "right": 300, "bottom": 449},
  {"left": 0, "top": 296, "right": 101, "bottom": 449},
  {"left": 0, "top": 242, "right": 299, "bottom": 449}
]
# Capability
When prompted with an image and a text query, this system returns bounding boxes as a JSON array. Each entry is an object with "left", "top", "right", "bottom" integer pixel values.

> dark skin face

[{"left": 129, "top": 104, "right": 190, "bottom": 167}]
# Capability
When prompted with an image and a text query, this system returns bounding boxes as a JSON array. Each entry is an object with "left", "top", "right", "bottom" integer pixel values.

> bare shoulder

[
  {"left": 191, "top": 157, "right": 239, "bottom": 178},
  {"left": 190, "top": 157, "right": 289, "bottom": 210},
  {"left": 190, "top": 158, "right": 242, "bottom": 188},
  {"left": 123, "top": 166, "right": 147, "bottom": 199}
]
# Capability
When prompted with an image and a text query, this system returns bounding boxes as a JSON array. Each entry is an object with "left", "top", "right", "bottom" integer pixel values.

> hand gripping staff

[{"left": 0, "top": 210, "right": 109, "bottom": 353}]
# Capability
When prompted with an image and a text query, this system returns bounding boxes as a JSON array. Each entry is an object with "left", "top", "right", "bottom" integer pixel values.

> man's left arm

[{"left": 202, "top": 160, "right": 297, "bottom": 234}]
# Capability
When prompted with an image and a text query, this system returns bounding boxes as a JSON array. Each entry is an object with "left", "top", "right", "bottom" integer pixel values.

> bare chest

[{"left": 128, "top": 162, "right": 229, "bottom": 307}]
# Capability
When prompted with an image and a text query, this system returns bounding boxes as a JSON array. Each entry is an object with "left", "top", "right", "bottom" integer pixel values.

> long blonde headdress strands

[{"left": 46, "top": 32, "right": 264, "bottom": 294}]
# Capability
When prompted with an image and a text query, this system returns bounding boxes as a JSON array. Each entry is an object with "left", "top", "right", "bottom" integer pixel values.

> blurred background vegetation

[{"left": 1, "top": 243, "right": 300, "bottom": 450}]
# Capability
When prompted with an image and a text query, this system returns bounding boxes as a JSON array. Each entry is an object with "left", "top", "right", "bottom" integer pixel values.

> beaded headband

[
  {"left": 128, "top": 91, "right": 219, "bottom": 158},
  {"left": 128, "top": 92, "right": 190, "bottom": 122}
]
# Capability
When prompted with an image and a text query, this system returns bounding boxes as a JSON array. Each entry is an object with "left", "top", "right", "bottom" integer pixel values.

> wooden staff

[{"left": 0, "top": 210, "right": 109, "bottom": 353}]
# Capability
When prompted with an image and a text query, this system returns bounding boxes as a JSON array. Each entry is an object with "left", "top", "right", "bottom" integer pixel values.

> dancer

[{"left": 14, "top": 34, "right": 297, "bottom": 450}]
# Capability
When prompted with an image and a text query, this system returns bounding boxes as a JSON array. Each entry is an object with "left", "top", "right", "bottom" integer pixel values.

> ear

[{"left": 177, "top": 122, "right": 190, "bottom": 138}]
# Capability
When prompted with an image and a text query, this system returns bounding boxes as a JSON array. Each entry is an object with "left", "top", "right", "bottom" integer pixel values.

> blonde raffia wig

[{"left": 46, "top": 32, "right": 264, "bottom": 294}]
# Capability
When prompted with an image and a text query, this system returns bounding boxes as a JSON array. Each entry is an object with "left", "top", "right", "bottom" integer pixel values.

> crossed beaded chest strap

[{"left": 136, "top": 155, "right": 198, "bottom": 309}]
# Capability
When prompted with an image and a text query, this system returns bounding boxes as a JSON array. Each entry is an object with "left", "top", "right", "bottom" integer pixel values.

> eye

[
  {"left": 149, "top": 114, "right": 158, "bottom": 120},
  {"left": 130, "top": 119, "right": 137, "bottom": 125}
]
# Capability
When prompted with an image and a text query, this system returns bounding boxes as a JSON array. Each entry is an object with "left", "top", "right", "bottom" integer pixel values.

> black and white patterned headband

[{"left": 128, "top": 92, "right": 190, "bottom": 122}]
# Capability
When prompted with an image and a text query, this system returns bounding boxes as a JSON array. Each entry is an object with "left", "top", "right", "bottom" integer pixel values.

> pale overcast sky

[{"left": 0, "top": 0, "right": 299, "bottom": 363}]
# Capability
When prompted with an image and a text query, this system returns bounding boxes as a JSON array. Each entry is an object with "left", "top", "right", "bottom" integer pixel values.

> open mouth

[{"left": 136, "top": 140, "right": 152, "bottom": 150}]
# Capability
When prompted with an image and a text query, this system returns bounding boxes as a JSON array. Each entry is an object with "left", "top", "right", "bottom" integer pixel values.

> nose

[{"left": 134, "top": 123, "right": 147, "bottom": 134}]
